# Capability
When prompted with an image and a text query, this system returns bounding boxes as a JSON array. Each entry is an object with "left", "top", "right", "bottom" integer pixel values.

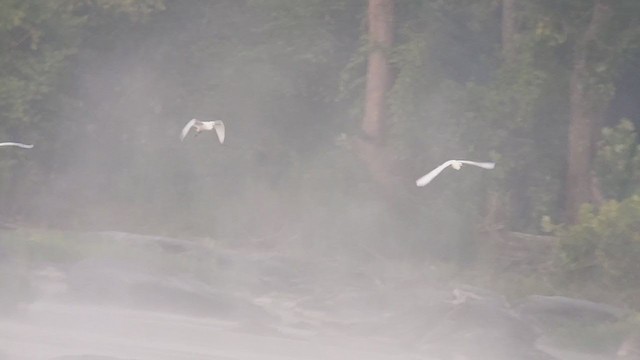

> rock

[
  {"left": 30, "top": 266, "right": 68, "bottom": 300},
  {"left": 127, "top": 277, "right": 274, "bottom": 321},
  {"left": 213, "top": 249, "right": 312, "bottom": 294},
  {"left": 0, "top": 259, "right": 35, "bottom": 314},
  {"left": 92, "top": 231, "right": 207, "bottom": 254},
  {"left": 66, "top": 257, "right": 274, "bottom": 321},
  {"left": 418, "top": 287, "right": 555, "bottom": 360},
  {"left": 66, "top": 258, "right": 153, "bottom": 303},
  {"left": 618, "top": 332, "right": 640, "bottom": 359},
  {"left": 450, "top": 284, "right": 510, "bottom": 308},
  {"left": 516, "top": 295, "right": 627, "bottom": 330}
]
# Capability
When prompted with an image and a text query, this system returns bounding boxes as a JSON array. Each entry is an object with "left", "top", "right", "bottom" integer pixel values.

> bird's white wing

[
  {"left": 0, "top": 142, "right": 33, "bottom": 149},
  {"left": 180, "top": 119, "right": 197, "bottom": 141},
  {"left": 416, "top": 160, "right": 456, "bottom": 187},
  {"left": 213, "top": 121, "right": 225, "bottom": 144},
  {"left": 457, "top": 160, "right": 495, "bottom": 169}
]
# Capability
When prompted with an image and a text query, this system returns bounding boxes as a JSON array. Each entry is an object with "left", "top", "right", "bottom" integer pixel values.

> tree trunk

[
  {"left": 502, "top": 0, "right": 517, "bottom": 63},
  {"left": 565, "top": 0, "right": 612, "bottom": 223},
  {"left": 357, "top": 0, "right": 396, "bottom": 190},
  {"left": 362, "top": 0, "right": 394, "bottom": 142},
  {"left": 484, "top": 0, "right": 518, "bottom": 231},
  {"left": 356, "top": 0, "right": 423, "bottom": 253}
]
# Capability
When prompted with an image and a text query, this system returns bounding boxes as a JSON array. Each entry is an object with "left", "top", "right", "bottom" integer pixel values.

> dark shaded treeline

[{"left": 1, "top": 0, "right": 640, "bottom": 263}]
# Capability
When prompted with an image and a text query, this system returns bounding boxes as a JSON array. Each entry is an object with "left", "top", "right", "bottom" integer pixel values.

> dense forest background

[{"left": 2, "top": 1, "right": 640, "bottom": 307}]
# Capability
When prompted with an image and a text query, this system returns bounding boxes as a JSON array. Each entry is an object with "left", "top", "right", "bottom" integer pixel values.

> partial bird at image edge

[{"left": 0, "top": 142, "right": 34, "bottom": 149}]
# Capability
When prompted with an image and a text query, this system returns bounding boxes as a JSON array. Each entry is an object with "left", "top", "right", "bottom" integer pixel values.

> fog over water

[{"left": 1, "top": 1, "right": 640, "bottom": 360}]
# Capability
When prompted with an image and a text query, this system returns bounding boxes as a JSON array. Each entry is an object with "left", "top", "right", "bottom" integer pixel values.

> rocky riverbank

[{"left": 0, "top": 229, "right": 637, "bottom": 359}]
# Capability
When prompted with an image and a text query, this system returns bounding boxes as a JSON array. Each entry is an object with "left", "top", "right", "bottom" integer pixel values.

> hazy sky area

[{"left": 1, "top": 1, "right": 640, "bottom": 359}]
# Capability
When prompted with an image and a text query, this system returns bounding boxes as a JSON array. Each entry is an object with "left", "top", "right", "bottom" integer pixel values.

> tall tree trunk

[
  {"left": 484, "top": 0, "right": 518, "bottom": 231},
  {"left": 565, "top": 0, "right": 612, "bottom": 223},
  {"left": 357, "top": 0, "right": 395, "bottom": 189},
  {"left": 356, "top": 0, "right": 421, "bottom": 254},
  {"left": 502, "top": 0, "right": 517, "bottom": 64}
]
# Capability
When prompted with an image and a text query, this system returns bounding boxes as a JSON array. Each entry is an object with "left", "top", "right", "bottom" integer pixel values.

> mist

[{"left": 1, "top": 1, "right": 640, "bottom": 359}]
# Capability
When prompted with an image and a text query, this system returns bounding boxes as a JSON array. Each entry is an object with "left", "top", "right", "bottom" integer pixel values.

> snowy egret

[
  {"left": 0, "top": 142, "right": 33, "bottom": 149},
  {"left": 180, "top": 119, "right": 225, "bottom": 144},
  {"left": 416, "top": 160, "right": 495, "bottom": 187}
]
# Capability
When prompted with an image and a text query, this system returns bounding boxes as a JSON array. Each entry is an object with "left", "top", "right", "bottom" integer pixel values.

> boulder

[
  {"left": 516, "top": 295, "right": 627, "bottom": 329},
  {"left": 617, "top": 332, "right": 640, "bottom": 359},
  {"left": 417, "top": 287, "right": 555, "bottom": 360}
]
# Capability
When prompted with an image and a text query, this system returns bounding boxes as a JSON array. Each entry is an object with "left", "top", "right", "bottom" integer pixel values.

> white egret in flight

[
  {"left": 0, "top": 142, "right": 33, "bottom": 149},
  {"left": 180, "top": 119, "right": 225, "bottom": 144},
  {"left": 416, "top": 160, "right": 495, "bottom": 187}
]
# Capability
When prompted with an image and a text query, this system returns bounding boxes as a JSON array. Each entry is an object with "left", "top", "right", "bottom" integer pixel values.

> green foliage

[
  {"left": 557, "top": 197, "right": 640, "bottom": 308},
  {"left": 0, "top": 0, "right": 637, "bottom": 294},
  {"left": 0, "top": 2, "right": 81, "bottom": 123},
  {"left": 594, "top": 119, "right": 640, "bottom": 200}
]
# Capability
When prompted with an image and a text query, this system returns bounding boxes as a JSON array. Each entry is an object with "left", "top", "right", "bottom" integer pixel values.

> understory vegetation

[{"left": 0, "top": 0, "right": 640, "bottom": 314}]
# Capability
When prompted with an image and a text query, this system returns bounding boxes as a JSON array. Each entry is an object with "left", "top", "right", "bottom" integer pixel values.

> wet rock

[
  {"left": 30, "top": 266, "right": 68, "bottom": 300},
  {"left": 0, "top": 259, "right": 34, "bottom": 314},
  {"left": 516, "top": 295, "right": 627, "bottom": 330},
  {"left": 127, "top": 277, "right": 274, "bottom": 321},
  {"left": 417, "top": 286, "right": 555, "bottom": 360},
  {"left": 66, "top": 257, "right": 274, "bottom": 321},
  {"left": 66, "top": 258, "right": 153, "bottom": 303},
  {"left": 618, "top": 332, "right": 640, "bottom": 359},
  {"left": 92, "top": 231, "right": 207, "bottom": 254},
  {"left": 449, "top": 284, "right": 510, "bottom": 307}
]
